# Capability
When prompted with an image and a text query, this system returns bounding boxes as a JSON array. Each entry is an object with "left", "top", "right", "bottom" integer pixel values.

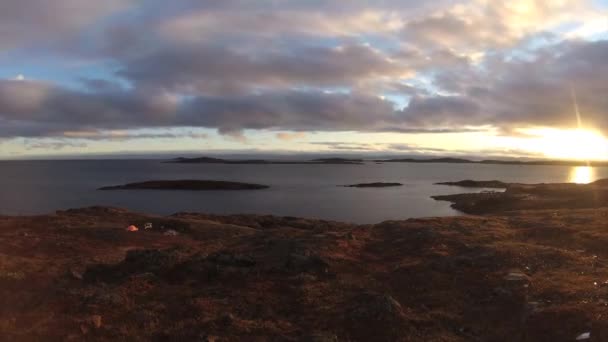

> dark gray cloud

[
  {"left": 0, "top": 0, "right": 129, "bottom": 52},
  {"left": 0, "top": 80, "right": 178, "bottom": 135},
  {"left": 119, "top": 43, "right": 407, "bottom": 94},
  {"left": 0, "top": 80, "right": 397, "bottom": 137},
  {"left": 178, "top": 91, "right": 400, "bottom": 134}
]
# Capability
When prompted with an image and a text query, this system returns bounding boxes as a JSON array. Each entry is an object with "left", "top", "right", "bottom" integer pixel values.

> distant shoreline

[
  {"left": 165, "top": 156, "right": 363, "bottom": 165},
  {"left": 2, "top": 156, "right": 607, "bottom": 167},
  {"left": 374, "top": 157, "right": 608, "bottom": 167},
  {"left": 167, "top": 156, "right": 608, "bottom": 167}
]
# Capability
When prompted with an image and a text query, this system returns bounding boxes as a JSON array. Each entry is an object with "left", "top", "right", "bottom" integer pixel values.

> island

[
  {"left": 98, "top": 180, "right": 269, "bottom": 191},
  {"left": 435, "top": 180, "right": 509, "bottom": 188},
  {"left": 166, "top": 156, "right": 363, "bottom": 165},
  {"left": 343, "top": 182, "right": 403, "bottom": 188},
  {"left": 433, "top": 178, "right": 608, "bottom": 214}
]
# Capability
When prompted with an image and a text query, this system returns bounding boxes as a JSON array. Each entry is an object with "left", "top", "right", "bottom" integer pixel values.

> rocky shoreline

[
  {"left": 4, "top": 180, "right": 608, "bottom": 340},
  {"left": 433, "top": 178, "right": 608, "bottom": 214},
  {"left": 435, "top": 179, "right": 509, "bottom": 188}
]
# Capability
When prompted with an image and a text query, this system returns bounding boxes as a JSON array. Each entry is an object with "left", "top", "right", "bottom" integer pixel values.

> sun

[
  {"left": 569, "top": 166, "right": 595, "bottom": 184},
  {"left": 522, "top": 128, "right": 608, "bottom": 161}
]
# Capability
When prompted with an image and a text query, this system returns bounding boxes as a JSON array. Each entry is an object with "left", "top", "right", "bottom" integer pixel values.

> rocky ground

[
  {"left": 2, "top": 204, "right": 608, "bottom": 341},
  {"left": 434, "top": 179, "right": 608, "bottom": 214}
]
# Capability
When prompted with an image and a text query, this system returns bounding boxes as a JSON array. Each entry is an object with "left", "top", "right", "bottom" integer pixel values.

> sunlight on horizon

[
  {"left": 569, "top": 166, "right": 595, "bottom": 184},
  {"left": 519, "top": 128, "right": 608, "bottom": 161}
]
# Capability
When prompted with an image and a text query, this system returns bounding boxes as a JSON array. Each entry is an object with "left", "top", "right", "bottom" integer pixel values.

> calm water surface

[{"left": 0, "top": 160, "right": 606, "bottom": 223}]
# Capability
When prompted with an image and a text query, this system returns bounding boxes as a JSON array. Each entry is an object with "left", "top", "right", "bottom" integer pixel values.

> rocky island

[
  {"left": 435, "top": 179, "right": 509, "bottom": 188},
  {"left": 99, "top": 180, "right": 269, "bottom": 191}
]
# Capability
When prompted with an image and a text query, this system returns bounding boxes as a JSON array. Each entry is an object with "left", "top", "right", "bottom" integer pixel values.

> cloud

[
  {"left": 276, "top": 132, "right": 307, "bottom": 141},
  {"left": 0, "top": 79, "right": 400, "bottom": 138},
  {"left": 60, "top": 130, "right": 208, "bottom": 141},
  {"left": 1, "top": 0, "right": 608, "bottom": 145},
  {"left": 401, "top": 0, "right": 599, "bottom": 52},
  {"left": 305, "top": 141, "right": 544, "bottom": 158},
  {"left": 459, "top": 39, "right": 608, "bottom": 130},
  {"left": 177, "top": 91, "right": 400, "bottom": 134},
  {"left": 118, "top": 43, "right": 410, "bottom": 95},
  {"left": 153, "top": 0, "right": 450, "bottom": 42},
  {"left": 0, "top": 79, "right": 179, "bottom": 137},
  {"left": 3, "top": 37, "right": 608, "bottom": 139},
  {"left": 24, "top": 140, "right": 87, "bottom": 150},
  {"left": 308, "top": 141, "right": 382, "bottom": 151},
  {"left": 0, "top": 0, "right": 131, "bottom": 52}
]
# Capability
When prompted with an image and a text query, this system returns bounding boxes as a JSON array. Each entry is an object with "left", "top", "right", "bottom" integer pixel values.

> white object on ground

[{"left": 576, "top": 332, "right": 591, "bottom": 340}]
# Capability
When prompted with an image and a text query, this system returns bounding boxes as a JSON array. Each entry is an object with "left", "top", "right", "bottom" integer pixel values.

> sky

[{"left": 1, "top": 0, "right": 608, "bottom": 160}]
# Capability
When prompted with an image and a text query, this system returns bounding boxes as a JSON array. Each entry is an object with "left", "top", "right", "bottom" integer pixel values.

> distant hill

[
  {"left": 310, "top": 158, "right": 364, "bottom": 163},
  {"left": 166, "top": 156, "right": 363, "bottom": 165},
  {"left": 376, "top": 157, "right": 608, "bottom": 167},
  {"left": 377, "top": 157, "right": 474, "bottom": 164},
  {"left": 165, "top": 156, "right": 608, "bottom": 167}
]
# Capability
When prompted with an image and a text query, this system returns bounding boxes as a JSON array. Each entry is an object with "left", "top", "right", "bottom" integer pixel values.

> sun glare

[
  {"left": 569, "top": 166, "right": 594, "bottom": 184},
  {"left": 522, "top": 128, "right": 608, "bottom": 161}
]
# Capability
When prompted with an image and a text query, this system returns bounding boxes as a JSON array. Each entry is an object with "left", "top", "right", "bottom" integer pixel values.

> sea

[{"left": 1, "top": 160, "right": 606, "bottom": 223}]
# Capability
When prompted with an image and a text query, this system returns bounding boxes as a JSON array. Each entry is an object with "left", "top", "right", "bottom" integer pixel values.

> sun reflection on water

[{"left": 569, "top": 166, "right": 594, "bottom": 184}]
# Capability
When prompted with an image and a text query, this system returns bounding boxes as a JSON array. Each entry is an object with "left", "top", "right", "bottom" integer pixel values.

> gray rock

[
  {"left": 285, "top": 253, "right": 329, "bottom": 274},
  {"left": 350, "top": 293, "right": 405, "bottom": 320},
  {"left": 303, "top": 332, "right": 339, "bottom": 342},
  {"left": 207, "top": 252, "right": 256, "bottom": 267}
]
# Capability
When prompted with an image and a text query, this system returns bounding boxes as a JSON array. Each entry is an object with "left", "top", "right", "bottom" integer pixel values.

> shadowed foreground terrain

[{"left": 3, "top": 204, "right": 608, "bottom": 341}]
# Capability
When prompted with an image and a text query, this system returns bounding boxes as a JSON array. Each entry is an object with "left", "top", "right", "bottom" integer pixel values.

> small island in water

[
  {"left": 435, "top": 179, "right": 509, "bottom": 188},
  {"left": 99, "top": 180, "right": 269, "bottom": 191}
]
